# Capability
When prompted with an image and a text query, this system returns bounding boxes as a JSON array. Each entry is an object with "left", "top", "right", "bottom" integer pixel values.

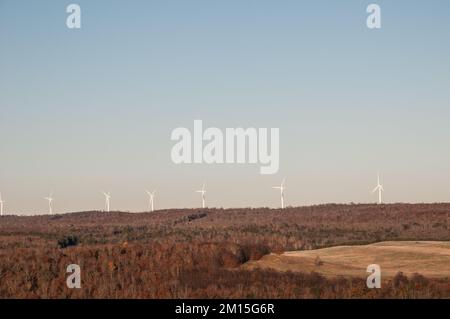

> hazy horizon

[
  {"left": 1, "top": 0, "right": 450, "bottom": 215},
  {"left": 3, "top": 201, "right": 450, "bottom": 217}
]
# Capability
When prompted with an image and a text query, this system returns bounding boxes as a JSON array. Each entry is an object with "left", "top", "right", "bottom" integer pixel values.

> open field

[
  {"left": 244, "top": 241, "right": 450, "bottom": 279},
  {"left": 0, "top": 204, "right": 449, "bottom": 298}
]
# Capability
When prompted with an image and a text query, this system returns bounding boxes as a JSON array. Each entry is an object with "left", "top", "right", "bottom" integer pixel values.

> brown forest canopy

[{"left": 0, "top": 203, "right": 448, "bottom": 298}]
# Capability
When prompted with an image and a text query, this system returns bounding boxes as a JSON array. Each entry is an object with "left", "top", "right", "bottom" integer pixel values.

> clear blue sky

[{"left": 1, "top": 0, "right": 450, "bottom": 214}]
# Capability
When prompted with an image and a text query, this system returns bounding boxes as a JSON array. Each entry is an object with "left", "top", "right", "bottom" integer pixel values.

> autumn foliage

[{"left": 0, "top": 204, "right": 448, "bottom": 298}]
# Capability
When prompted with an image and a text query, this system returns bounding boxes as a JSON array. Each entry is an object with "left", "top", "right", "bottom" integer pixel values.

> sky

[{"left": 1, "top": 0, "right": 450, "bottom": 214}]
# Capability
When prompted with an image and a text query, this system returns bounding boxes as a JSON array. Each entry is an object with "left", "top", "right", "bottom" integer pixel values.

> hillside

[
  {"left": 244, "top": 241, "right": 450, "bottom": 279},
  {"left": 0, "top": 204, "right": 449, "bottom": 298}
]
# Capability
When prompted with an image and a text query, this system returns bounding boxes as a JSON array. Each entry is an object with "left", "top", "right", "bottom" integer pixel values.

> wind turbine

[
  {"left": 145, "top": 190, "right": 156, "bottom": 212},
  {"left": 196, "top": 183, "right": 206, "bottom": 209},
  {"left": 273, "top": 178, "right": 286, "bottom": 209},
  {"left": 0, "top": 193, "right": 4, "bottom": 216},
  {"left": 102, "top": 191, "right": 111, "bottom": 212},
  {"left": 372, "top": 173, "right": 384, "bottom": 204},
  {"left": 44, "top": 192, "right": 54, "bottom": 215}
]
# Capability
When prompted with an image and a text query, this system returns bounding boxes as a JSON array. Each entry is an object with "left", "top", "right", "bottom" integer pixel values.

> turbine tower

[
  {"left": 44, "top": 192, "right": 54, "bottom": 215},
  {"left": 196, "top": 183, "right": 206, "bottom": 209},
  {"left": 145, "top": 190, "right": 156, "bottom": 212},
  {"left": 372, "top": 173, "right": 384, "bottom": 204},
  {"left": 102, "top": 191, "right": 111, "bottom": 212},
  {"left": 273, "top": 178, "right": 286, "bottom": 209},
  {"left": 0, "top": 193, "right": 4, "bottom": 216}
]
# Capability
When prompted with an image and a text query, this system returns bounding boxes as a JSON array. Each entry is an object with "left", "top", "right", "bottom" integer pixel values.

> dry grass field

[
  {"left": 0, "top": 204, "right": 449, "bottom": 298},
  {"left": 243, "top": 241, "right": 450, "bottom": 279}
]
